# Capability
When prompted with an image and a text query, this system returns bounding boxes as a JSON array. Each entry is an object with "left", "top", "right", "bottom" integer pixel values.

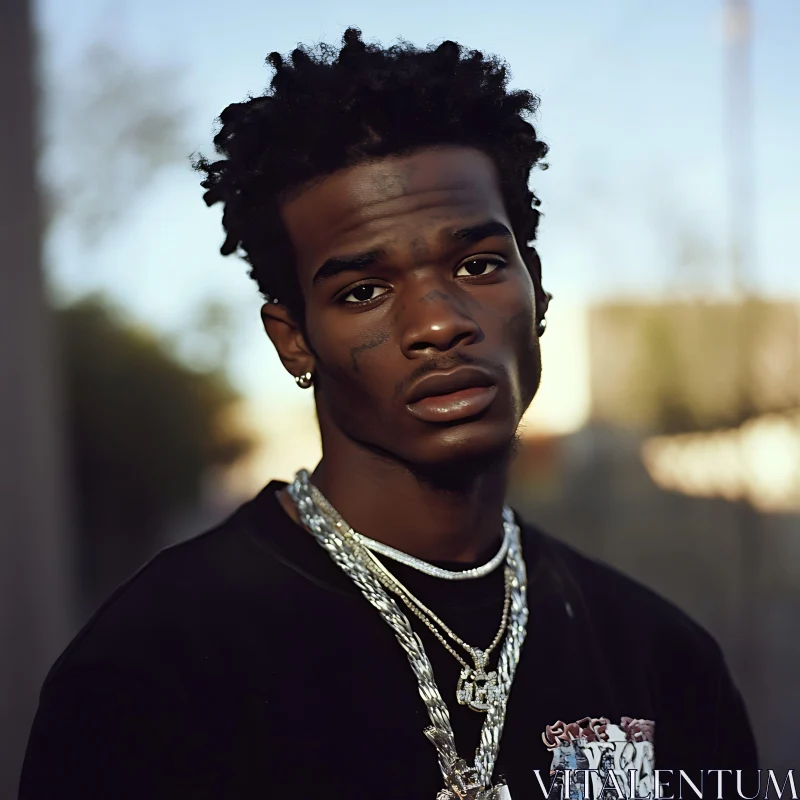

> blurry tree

[
  {"left": 56, "top": 295, "right": 253, "bottom": 611},
  {"left": 37, "top": 41, "right": 256, "bottom": 606},
  {"left": 41, "top": 40, "right": 191, "bottom": 244},
  {"left": 3, "top": 18, "right": 252, "bottom": 792}
]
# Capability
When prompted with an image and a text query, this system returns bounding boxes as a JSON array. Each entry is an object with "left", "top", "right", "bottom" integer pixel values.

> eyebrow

[
  {"left": 450, "top": 220, "right": 515, "bottom": 246},
  {"left": 312, "top": 250, "right": 384, "bottom": 286},
  {"left": 311, "top": 220, "right": 514, "bottom": 286}
]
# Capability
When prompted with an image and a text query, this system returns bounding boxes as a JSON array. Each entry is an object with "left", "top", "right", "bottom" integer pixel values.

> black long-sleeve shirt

[{"left": 20, "top": 481, "right": 758, "bottom": 798}]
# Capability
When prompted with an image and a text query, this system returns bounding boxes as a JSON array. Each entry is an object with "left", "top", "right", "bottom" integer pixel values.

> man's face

[{"left": 277, "top": 146, "right": 542, "bottom": 472}]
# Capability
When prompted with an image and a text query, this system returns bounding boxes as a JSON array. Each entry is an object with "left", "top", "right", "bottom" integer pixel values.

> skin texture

[{"left": 263, "top": 146, "right": 543, "bottom": 562}]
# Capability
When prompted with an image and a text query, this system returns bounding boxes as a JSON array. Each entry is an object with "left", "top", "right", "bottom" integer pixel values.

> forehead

[{"left": 280, "top": 147, "right": 510, "bottom": 278}]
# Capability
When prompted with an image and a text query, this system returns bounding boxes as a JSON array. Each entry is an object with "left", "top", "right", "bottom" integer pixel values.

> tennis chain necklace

[
  {"left": 287, "top": 470, "right": 529, "bottom": 800},
  {"left": 352, "top": 525, "right": 511, "bottom": 580}
]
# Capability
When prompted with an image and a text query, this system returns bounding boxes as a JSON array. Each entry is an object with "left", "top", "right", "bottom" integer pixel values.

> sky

[{"left": 34, "top": 0, "right": 800, "bottom": 432}]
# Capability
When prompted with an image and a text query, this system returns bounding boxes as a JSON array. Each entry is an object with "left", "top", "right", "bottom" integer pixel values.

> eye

[
  {"left": 341, "top": 284, "right": 389, "bottom": 304},
  {"left": 455, "top": 257, "right": 507, "bottom": 278}
]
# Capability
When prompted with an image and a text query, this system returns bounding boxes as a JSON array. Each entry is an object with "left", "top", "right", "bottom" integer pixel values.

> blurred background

[{"left": 2, "top": 0, "right": 798, "bottom": 794}]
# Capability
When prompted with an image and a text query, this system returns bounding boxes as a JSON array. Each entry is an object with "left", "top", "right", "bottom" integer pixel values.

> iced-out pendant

[
  {"left": 456, "top": 648, "right": 501, "bottom": 712},
  {"left": 436, "top": 780, "right": 512, "bottom": 800},
  {"left": 425, "top": 727, "right": 512, "bottom": 800}
]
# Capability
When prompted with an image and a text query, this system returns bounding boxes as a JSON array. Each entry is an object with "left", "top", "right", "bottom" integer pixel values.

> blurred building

[
  {"left": 510, "top": 298, "right": 800, "bottom": 773},
  {"left": 588, "top": 299, "right": 800, "bottom": 433}
]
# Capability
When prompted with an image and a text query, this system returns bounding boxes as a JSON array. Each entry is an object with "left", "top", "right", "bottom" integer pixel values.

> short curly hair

[{"left": 194, "top": 27, "right": 549, "bottom": 321}]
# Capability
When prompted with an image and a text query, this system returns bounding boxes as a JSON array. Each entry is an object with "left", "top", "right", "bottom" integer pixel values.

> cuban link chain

[{"left": 287, "top": 470, "right": 529, "bottom": 800}]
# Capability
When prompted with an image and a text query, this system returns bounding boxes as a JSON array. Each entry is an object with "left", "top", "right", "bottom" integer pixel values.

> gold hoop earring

[{"left": 294, "top": 371, "right": 313, "bottom": 389}]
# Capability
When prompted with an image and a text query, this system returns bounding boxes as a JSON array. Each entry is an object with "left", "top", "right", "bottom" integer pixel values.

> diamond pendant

[
  {"left": 434, "top": 754, "right": 512, "bottom": 799},
  {"left": 436, "top": 773, "right": 512, "bottom": 800},
  {"left": 436, "top": 784, "right": 511, "bottom": 799},
  {"left": 456, "top": 648, "right": 501, "bottom": 712},
  {"left": 426, "top": 727, "right": 512, "bottom": 800}
]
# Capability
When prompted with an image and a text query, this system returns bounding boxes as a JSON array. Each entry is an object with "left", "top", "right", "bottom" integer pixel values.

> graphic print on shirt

[{"left": 541, "top": 716, "right": 655, "bottom": 799}]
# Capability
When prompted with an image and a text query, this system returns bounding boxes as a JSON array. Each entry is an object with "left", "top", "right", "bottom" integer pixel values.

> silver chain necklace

[
  {"left": 287, "top": 470, "right": 529, "bottom": 800},
  {"left": 365, "top": 548, "right": 514, "bottom": 713},
  {"left": 311, "top": 482, "right": 513, "bottom": 712},
  {"left": 351, "top": 526, "right": 511, "bottom": 580}
]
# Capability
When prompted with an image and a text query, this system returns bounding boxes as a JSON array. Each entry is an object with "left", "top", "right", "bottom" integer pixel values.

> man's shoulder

[
  {"left": 524, "top": 521, "right": 724, "bottom": 665},
  {"left": 44, "top": 499, "right": 285, "bottom": 690}
]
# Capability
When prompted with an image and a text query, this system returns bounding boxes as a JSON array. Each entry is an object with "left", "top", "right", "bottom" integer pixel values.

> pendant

[
  {"left": 434, "top": 755, "right": 511, "bottom": 800},
  {"left": 436, "top": 787, "right": 510, "bottom": 800},
  {"left": 426, "top": 727, "right": 512, "bottom": 800},
  {"left": 456, "top": 648, "right": 501, "bottom": 712},
  {"left": 436, "top": 775, "right": 512, "bottom": 799}
]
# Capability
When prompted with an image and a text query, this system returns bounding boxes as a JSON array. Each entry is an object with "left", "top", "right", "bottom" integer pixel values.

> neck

[{"left": 297, "top": 442, "right": 512, "bottom": 565}]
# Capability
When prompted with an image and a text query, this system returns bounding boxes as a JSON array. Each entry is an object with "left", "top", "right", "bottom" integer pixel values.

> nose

[{"left": 399, "top": 285, "right": 483, "bottom": 358}]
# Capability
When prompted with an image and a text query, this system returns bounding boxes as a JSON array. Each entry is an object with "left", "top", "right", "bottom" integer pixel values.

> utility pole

[
  {"left": 723, "top": 0, "right": 760, "bottom": 714},
  {"left": 0, "top": 0, "right": 75, "bottom": 796},
  {"left": 725, "top": 0, "right": 755, "bottom": 299}
]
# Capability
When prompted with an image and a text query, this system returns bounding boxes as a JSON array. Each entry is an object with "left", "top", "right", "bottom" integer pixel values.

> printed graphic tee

[{"left": 20, "top": 481, "right": 759, "bottom": 799}]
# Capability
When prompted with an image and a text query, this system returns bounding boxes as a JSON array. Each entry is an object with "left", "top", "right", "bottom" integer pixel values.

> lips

[
  {"left": 405, "top": 366, "right": 497, "bottom": 405},
  {"left": 404, "top": 367, "right": 499, "bottom": 423}
]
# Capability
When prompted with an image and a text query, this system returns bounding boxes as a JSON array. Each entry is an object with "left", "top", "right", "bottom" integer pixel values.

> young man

[{"left": 21, "top": 29, "right": 758, "bottom": 799}]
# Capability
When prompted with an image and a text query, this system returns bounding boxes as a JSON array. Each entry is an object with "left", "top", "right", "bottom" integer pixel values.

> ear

[
  {"left": 528, "top": 247, "right": 552, "bottom": 323},
  {"left": 260, "top": 302, "right": 315, "bottom": 381}
]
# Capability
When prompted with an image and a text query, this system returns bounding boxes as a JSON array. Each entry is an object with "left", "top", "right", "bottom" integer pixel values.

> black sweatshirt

[{"left": 20, "top": 481, "right": 758, "bottom": 799}]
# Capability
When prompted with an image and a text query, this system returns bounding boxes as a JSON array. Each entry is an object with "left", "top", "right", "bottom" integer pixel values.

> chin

[{"left": 405, "top": 424, "right": 521, "bottom": 490}]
